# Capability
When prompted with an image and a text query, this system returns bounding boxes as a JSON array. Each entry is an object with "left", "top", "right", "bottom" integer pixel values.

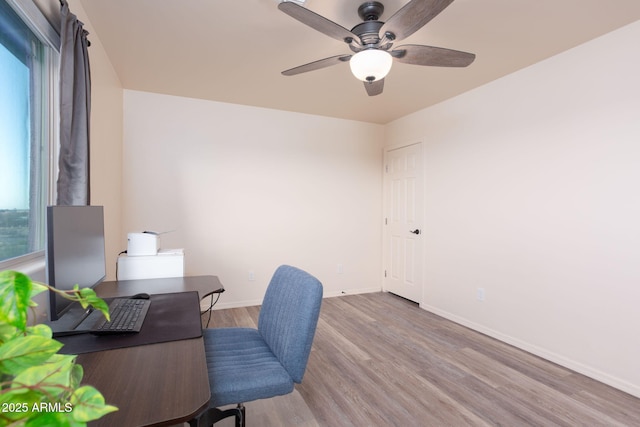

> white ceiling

[{"left": 79, "top": 0, "right": 640, "bottom": 124}]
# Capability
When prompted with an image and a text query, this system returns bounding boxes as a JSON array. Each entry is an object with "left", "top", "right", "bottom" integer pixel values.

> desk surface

[
  {"left": 78, "top": 275, "right": 219, "bottom": 426},
  {"left": 96, "top": 275, "right": 224, "bottom": 300}
]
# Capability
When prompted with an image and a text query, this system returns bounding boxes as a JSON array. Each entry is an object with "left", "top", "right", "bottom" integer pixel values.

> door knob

[{"left": 410, "top": 229, "right": 421, "bottom": 235}]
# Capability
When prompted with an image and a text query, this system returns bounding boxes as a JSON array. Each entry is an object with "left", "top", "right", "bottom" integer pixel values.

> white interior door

[{"left": 383, "top": 142, "right": 423, "bottom": 303}]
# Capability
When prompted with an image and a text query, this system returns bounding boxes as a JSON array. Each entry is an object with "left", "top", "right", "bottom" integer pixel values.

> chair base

[{"left": 189, "top": 403, "right": 245, "bottom": 427}]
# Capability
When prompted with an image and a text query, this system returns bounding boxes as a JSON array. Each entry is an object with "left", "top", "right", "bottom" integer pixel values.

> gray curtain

[{"left": 56, "top": 0, "right": 91, "bottom": 206}]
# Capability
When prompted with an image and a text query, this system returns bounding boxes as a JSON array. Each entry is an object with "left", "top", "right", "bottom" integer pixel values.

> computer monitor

[{"left": 46, "top": 205, "right": 106, "bottom": 321}]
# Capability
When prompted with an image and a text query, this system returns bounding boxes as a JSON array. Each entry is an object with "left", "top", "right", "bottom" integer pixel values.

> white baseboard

[
  {"left": 323, "top": 286, "right": 382, "bottom": 298},
  {"left": 421, "top": 303, "right": 640, "bottom": 399},
  {"left": 209, "top": 298, "right": 263, "bottom": 310},
  {"left": 210, "top": 286, "right": 381, "bottom": 310}
]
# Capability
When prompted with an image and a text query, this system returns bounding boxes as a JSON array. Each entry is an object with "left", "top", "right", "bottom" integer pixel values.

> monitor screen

[{"left": 46, "top": 205, "right": 106, "bottom": 321}]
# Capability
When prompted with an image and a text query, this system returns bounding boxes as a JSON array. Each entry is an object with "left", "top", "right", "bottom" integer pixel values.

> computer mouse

[{"left": 131, "top": 292, "right": 151, "bottom": 300}]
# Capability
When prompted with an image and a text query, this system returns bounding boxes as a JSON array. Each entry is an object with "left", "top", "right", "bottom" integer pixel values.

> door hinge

[
  {"left": 385, "top": 164, "right": 389, "bottom": 173},
  {"left": 385, "top": 217, "right": 388, "bottom": 225},
  {"left": 384, "top": 270, "right": 387, "bottom": 278}
]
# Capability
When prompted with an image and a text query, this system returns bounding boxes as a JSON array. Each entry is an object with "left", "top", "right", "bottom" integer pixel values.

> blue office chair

[{"left": 189, "top": 265, "right": 323, "bottom": 427}]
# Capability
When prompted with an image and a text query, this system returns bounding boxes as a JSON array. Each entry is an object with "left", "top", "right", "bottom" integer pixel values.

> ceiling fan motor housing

[
  {"left": 351, "top": 20, "right": 384, "bottom": 46},
  {"left": 351, "top": 1, "right": 386, "bottom": 47},
  {"left": 358, "top": 1, "right": 384, "bottom": 21}
]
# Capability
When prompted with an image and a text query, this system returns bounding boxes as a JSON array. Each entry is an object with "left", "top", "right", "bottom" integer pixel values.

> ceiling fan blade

[
  {"left": 392, "top": 44, "right": 475, "bottom": 67},
  {"left": 282, "top": 54, "right": 352, "bottom": 76},
  {"left": 278, "top": 2, "right": 360, "bottom": 45},
  {"left": 364, "top": 79, "right": 384, "bottom": 96},
  {"left": 380, "top": 0, "right": 454, "bottom": 42}
]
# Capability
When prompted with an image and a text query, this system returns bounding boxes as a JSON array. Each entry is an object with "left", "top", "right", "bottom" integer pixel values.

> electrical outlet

[
  {"left": 337, "top": 264, "right": 343, "bottom": 274},
  {"left": 248, "top": 271, "right": 255, "bottom": 281},
  {"left": 477, "top": 287, "right": 485, "bottom": 302}
]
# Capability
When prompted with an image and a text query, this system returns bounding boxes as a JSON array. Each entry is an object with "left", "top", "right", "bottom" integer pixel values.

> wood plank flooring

[{"left": 204, "top": 292, "right": 640, "bottom": 426}]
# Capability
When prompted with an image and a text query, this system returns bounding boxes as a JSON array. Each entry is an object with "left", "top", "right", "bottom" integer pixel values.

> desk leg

[
  {"left": 189, "top": 404, "right": 245, "bottom": 427},
  {"left": 200, "top": 291, "right": 223, "bottom": 328}
]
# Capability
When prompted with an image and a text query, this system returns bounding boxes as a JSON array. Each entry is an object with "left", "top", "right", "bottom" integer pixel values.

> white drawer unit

[{"left": 117, "top": 249, "right": 184, "bottom": 280}]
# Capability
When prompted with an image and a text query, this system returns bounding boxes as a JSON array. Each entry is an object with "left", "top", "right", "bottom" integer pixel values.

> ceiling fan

[{"left": 278, "top": 0, "right": 475, "bottom": 96}]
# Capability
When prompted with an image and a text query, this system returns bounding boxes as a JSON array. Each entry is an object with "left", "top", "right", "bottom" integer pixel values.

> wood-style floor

[{"left": 205, "top": 292, "right": 640, "bottom": 426}]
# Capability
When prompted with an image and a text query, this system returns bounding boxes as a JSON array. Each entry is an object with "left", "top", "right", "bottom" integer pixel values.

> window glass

[{"left": 0, "top": 0, "right": 52, "bottom": 264}]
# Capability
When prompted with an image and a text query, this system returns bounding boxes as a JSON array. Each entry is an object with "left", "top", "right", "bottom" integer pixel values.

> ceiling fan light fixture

[{"left": 349, "top": 49, "right": 392, "bottom": 82}]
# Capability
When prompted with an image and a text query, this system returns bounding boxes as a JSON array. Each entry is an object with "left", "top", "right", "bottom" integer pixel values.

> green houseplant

[{"left": 0, "top": 270, "right": 117, "bottom": 426}]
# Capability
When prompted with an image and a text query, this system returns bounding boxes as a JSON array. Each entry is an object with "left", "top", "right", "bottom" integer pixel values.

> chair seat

[{"left": 203, "top": 327, "right": 294, "bottom": 407}]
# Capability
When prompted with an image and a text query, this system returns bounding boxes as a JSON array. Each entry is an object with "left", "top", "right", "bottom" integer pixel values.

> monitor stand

[{"left": 45, "top": 303, "right": 106, "bottom": 337}]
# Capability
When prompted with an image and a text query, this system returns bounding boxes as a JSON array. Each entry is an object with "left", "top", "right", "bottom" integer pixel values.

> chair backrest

[{"left": 258, "top": 265, "right": 323, "bottom": 383}]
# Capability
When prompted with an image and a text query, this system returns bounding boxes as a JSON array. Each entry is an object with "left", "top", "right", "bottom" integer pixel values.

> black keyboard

[{"left": 91, "top": 297, "right": 151, "bottom": 335}]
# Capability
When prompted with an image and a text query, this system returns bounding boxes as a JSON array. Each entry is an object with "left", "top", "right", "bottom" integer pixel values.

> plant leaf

[
  {"left": 30, "top": 281, "right": 48, "bottom": 298},
  {"left": 76, "top": 288, "right": 110, "bottom": 322},
  {"left": 0, "top": 335, "right": 63, "bottom": 376},
  {"left": 69, "top": 363, "right": 83, "bottom": 390},
  {"left": 0, "top": 270, "right": 32, "bottom": 331},
  {"left": 69, "top": 385, "right": 118, "bottom": 422},
  {"left": 0, "top": 389, "right": 42, "bottom": 422},
  {"left": 0, "top": 271, "right": 114, "bottom": 426},
  {"left": 0, "top": 323, "right": 17, "bottom": 344},
  {"left": 25, "top": 324, "right": 53, "bottom": 338},
  {"left": 21, "top": 410, "right": 76, "bottom": 427},
  {"left": 26, "top": 281, "right": 49, "bottom": 309},
  {"left": 12, "top": 354, "right": 76, "bottom": 397}
]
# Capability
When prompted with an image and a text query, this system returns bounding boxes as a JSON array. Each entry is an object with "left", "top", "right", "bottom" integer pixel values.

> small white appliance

[{"left": 127, "top": 232, "right": 160, "bottom": 256}]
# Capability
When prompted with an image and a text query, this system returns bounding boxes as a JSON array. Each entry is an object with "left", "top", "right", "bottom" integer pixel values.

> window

[{"left": 0, "top": 0, "right": 59, "bottom": 267}]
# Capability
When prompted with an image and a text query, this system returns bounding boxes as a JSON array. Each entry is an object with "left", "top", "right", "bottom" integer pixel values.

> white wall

[
  {"left": 123, "top": 91, "right": 383, "bottom": 307},
  {"left": 385, "top": 21, "right": 640, "bottom": 397}
]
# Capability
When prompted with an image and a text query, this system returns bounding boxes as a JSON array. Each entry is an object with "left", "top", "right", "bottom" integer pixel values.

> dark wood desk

[
  {"left": 95, "top": 275, "right": 224, "bottom": 300},
  {"left": 78, "top": 276, "right": 222, "bottom": 426}
]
